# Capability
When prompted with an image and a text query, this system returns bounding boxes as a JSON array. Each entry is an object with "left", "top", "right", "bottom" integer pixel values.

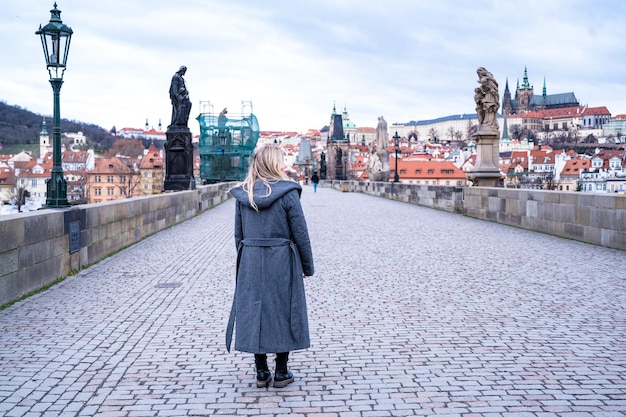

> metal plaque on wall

[{"left": 69, "top": 221, "right": 80, "bottom": 253}]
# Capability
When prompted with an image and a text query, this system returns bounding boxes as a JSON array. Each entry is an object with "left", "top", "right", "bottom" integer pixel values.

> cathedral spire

[
  {"left": 521, "top": 66, "right": 530, "bottom": 89},
  {"left": 542, "top": 75, "right": 547, "bottom": 97}
]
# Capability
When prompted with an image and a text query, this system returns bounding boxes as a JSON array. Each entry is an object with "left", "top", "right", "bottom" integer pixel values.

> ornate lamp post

[
  {"left": 37, "top": 3, "right": 73, "bottom": 208},
  {"left": 393, "top": 131, "right": 400, "bottom": 182}
]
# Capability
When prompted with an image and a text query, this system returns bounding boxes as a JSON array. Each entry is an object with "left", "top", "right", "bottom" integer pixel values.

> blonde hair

[{"left": 240, "top": 144, "right": 290, "bottom": 211}]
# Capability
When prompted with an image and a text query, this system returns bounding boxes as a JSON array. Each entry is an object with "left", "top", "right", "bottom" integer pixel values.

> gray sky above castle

[{"left": 2, "top": 0, "right": 625, "bottom": 134}]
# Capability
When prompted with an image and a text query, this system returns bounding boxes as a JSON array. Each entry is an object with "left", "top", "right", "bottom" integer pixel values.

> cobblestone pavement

[{"left": 1, "top": 186, "right": 625, "bottom": 417}]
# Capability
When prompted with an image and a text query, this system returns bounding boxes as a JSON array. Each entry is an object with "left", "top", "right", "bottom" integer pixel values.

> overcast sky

[{"left": 2, "top": 0, "right": 625, "bottom": 135}]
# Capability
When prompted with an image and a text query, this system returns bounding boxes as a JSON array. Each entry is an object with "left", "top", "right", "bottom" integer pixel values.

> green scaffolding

[{"left": 196, "top": 104, "right": 259, "bottom": 183}]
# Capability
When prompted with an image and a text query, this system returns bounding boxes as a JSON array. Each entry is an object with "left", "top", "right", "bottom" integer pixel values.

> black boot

[
  {"left": 274, "top": 352, "right": 294, "bottom": 388},
  {"left": 254, "top": 354, "right": 272, "bottom": 388}
]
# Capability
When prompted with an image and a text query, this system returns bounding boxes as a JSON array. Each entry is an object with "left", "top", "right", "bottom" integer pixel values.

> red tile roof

[
  {"left": 92, "top": 157, "right": 135, "bottom": 174},
  {"left": 582, "top": 106, "right": 611, "bottom": 116},
  {"left": 561, "top": 159, "right": 591, "bottom": 176},
  {"left": 392, "top": 159, "right": 466, "bottom": 180},
  {"left": 139, "top": 144, "right": 164, "bottom": 169},
  {"left": 540, "top": 106, "right": 585, "bottom": 119}
]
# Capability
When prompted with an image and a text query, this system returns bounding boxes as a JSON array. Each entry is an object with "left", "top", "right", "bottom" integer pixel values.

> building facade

[
  {"left": 138, "top": 144, "right": 164, "bottom": 195},
  {"left": 87, "top": 157, "right": 140, "bottom": 203}
]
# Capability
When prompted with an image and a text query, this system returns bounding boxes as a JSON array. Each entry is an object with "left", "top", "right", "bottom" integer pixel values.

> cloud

[{"left": 1, "top": 0, "right": 625, "bottom": 135}]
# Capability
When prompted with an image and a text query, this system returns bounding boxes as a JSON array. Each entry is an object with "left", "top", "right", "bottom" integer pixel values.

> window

[
  {"left": 416, "top": 169, "right": 422, "bottom": 174},
  {"left": 31, "top": 179, "right": 37, "bottom": 187},
  {"left": 95, "top": 176, "right": 101, "bottom": 182},
  {"left": 144, "top": 184, "right": 148, "bottom": 189},
  {"left": 107, "top": 188, "right": 114, "bottom": 196},
  {"left": 121, "top": 188, "right": 127, "bottom": 196},
  {"left": 428, "top": 169, "right": 434, "bottom": 174},
  {"left": 107, "top": 176, "right": 114, "bottom": 183},
  {"left": 400, "top": 169, "right": 406, "bottom": 174},
  {"left": 95, "top": 188, "right": 101, "bottom": 196},
  {"left": 120, "top": 176, "right": 126, "bottom": 183},
  {"left": 446, "top": 181, "right": 450, "bottom": 185}
]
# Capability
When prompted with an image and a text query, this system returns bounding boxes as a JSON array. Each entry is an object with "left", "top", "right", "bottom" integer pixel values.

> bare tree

[
  {"left": 427, "top": 128, "right": 438, "bottom": 143},
  {"left": 447, "top": 126, "right": 455, "bottom": 142},
  {"left": 8, "top": 185, "right": 29, "bottom": 212}
]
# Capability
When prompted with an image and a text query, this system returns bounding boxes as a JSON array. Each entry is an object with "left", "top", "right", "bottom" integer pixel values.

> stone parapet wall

[
  {"left": 323, "top": 180, "right": 465, "bottom": 213},
  {"left": 0, "top": 183, "right": 235, "bottom": 306},
  {"left": 321, "top": 180, "right": 625, "bottom": 251},
  {"left": 463, "top": 187, "right": 625, "bottom": 251}
]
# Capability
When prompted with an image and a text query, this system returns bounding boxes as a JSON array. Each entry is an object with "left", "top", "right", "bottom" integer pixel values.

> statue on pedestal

[
  {"left": 366, "top": 116, "right": 391, "bottom": 181},
  {"left": 469, "top": 67, "right": 503, "bottom": 187},
  {"left": 319, "top": 152, "right": 327, "bottom": 180},
  {"left": 165, "top": 65, "right": 195, "bottom": 190}
]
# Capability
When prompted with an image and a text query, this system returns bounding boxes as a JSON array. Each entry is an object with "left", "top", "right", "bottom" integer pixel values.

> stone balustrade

[
  {"left": 0, "top": 183, "right": 234, "bottom": 306},
  {"left": 1, "top": 180, "right": 624, "bottom": 307},
  {"left": 323, "top": 180, "right": 625, "bottom": 251}
]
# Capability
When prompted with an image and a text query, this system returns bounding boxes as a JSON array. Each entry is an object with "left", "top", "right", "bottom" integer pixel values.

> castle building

[{"left": 502, "top": 67, "right": 579, "bottom": 115}]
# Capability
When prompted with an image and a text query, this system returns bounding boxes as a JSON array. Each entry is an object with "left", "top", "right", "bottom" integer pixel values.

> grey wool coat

[{"left": 226, "top": 180, "right": 314, "bottom": 354}]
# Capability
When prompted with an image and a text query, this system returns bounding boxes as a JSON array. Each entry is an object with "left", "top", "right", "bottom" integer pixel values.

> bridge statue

[
  {"left": 169, "top": 66, "right": 192, "bottom": 128},
  {"left": 366, "top": 116, "right": 391, "bottom": 181},
  {"left": 474, "top": 67, "right": 500, "bottom": 135},
  {"left": 164, "top": 65, "right": 195, "bottom": 191},
  {"left": 469, "top": 67, "right": 502, "bottom": 187}
]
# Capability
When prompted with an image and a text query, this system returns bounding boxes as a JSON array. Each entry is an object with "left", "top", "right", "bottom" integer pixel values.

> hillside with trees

[{"left": 0, "top": 101, "right": 118, "bottom": 154}]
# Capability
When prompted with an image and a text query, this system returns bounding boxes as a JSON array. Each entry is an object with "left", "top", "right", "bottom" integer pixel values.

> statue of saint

[
  {"left": 366, "top": 148, "right": 382, "bottom": 173},
  {"left": 474, "top": 67, "right": 500, "bottom": 133},
  {"left": 375, "top": 116, "right": 388, "bottom": 151},
  {"left": 169, "top": 66, "right": 192, "bottom": 128}
]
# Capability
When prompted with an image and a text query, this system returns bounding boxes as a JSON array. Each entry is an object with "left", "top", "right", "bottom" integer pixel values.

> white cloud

[{"left": 1, "top": 0, "right": 625, "bottom": 135}]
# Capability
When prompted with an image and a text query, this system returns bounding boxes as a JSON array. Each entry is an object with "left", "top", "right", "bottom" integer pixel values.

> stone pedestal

[
  {"left": 468, "top": 132, "right": 503, "bottom": 187},
  {"left": 164, "top": 126, "right": 196, "bottom": 191}
]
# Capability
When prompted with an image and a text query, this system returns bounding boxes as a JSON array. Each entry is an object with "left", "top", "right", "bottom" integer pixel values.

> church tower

[
  {"left": 39, "top": 118, "right": 52, "bottom": 158},
  {"left": 502, "top": 78, "right": 512, "bottom": 116},
  {"left": 327, "top": 102, "right": 348, "bottom": 180},
  {"left": 514, "top": 66, "right": 534, "bottom": 113}
]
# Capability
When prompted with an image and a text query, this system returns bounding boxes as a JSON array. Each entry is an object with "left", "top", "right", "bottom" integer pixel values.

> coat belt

[{"left": 240, "top": 237, "right": 291, "bottom": 247}]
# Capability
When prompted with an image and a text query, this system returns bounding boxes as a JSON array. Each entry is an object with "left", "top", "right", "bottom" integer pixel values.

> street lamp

[
  {"left": 37, "top": 3, "right": 73, "bottom": 208},
  {"left": 393, "top": 131, "right": 400, "bottom": 182}
]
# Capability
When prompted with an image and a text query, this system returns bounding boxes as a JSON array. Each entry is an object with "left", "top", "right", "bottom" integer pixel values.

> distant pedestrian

[
  {"left": 226, "top": 144, "right": 315, "bottom": 389},
  {"left": 311, "top": 172, "right": 319, "bottom": 193}
]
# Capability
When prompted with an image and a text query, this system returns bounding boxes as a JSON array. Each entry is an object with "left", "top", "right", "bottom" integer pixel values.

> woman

[{"left": 226, "top": 144, "right": 314, "bottom": 388}]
